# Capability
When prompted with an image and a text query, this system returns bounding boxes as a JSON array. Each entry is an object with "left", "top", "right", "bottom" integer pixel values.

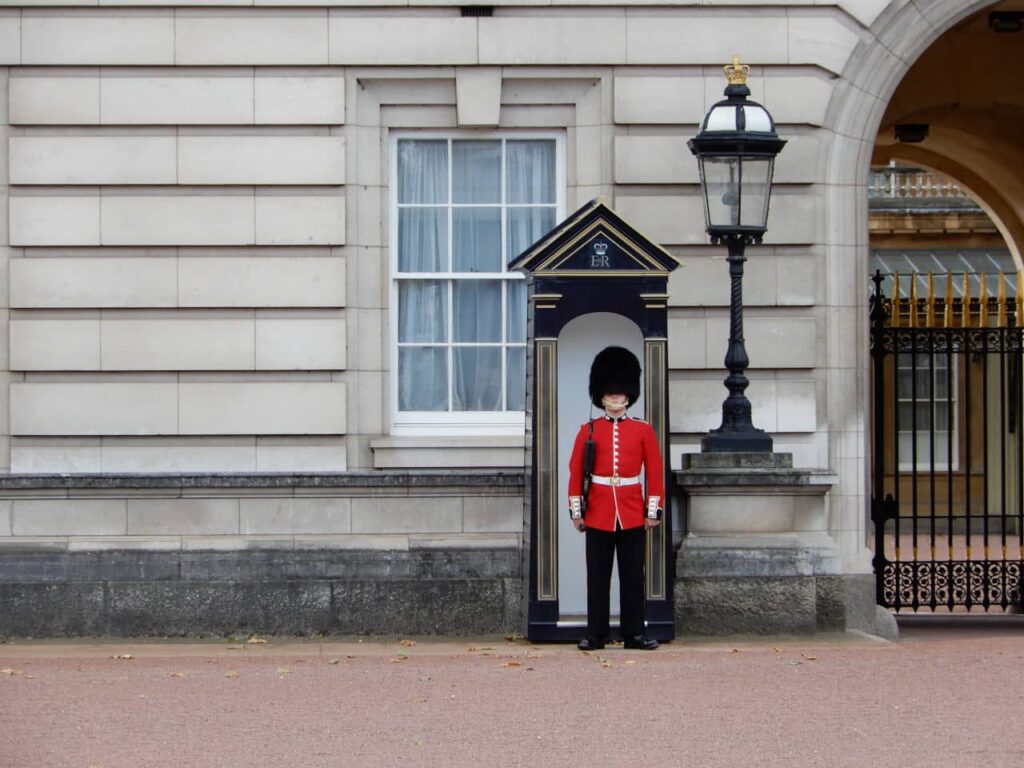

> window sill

[{"left": 371, "top": 436, "right": 527, "bottom": 470}]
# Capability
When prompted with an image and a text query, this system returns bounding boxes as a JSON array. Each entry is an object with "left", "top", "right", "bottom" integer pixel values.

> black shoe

[
  {"left": 577, "top": 636, "right": 605, "bottom": 651},
  {"left": 623, "top": 634, "right": 659, "bottom": 650}
]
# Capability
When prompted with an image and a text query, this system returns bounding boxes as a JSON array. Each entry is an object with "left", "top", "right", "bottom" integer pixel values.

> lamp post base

[{"left": 701, "top": 429, "right": 773, "bottom": 453}]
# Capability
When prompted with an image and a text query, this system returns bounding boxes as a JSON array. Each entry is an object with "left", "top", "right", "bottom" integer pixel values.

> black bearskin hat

[{"left": 588, "top": 346, "right": 642, "bottom": 408}]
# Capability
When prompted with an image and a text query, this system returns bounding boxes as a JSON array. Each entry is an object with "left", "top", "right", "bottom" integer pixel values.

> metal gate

[{"left": 871, "top": 270, "right": 1024, "bottom": 610}]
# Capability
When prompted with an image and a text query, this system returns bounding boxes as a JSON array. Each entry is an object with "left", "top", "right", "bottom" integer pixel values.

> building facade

[{"left": 0, "top": 0, "right": 1020, "bottom": 636}]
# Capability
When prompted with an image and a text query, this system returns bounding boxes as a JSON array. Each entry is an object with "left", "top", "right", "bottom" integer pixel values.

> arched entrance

[{"left": 825, "top": 0, "right": 1024, "bottom": 611}]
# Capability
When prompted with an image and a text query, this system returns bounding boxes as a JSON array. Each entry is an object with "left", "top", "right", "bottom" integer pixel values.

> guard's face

[{"left": 601, "top": 393, "right": 628, "bottom": 411}]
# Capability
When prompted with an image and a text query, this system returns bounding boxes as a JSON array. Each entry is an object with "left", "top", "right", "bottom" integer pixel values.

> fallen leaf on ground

[
  {"left": 111, "top": 655, "right": 134, "bottom": 660},
  {"left": 501, "top": 661, "right": 521, "bottom": 668},
  {"left": 1, "top": 668, "right": 22, "bottom": 676},
  {"left": 399, "top": 639, "right": 416, "bottom": 647},
  {"left": 327, "top": 659, "right": 341, "bottom": 665},
  {"left": 467, "top": 646, "right": 493, "bottom": 652},
  {"left": 224, "top": 671, "right": 240, "bottom": 678},
  {"left": 801, "top": 653, "right": 818, "bottom": 661},
  {"left": 247, "top": 637, "right": 268, "bottom": 645},
  {"left": 388, "top": 657, "right": 407, "bottom": 664},
  {"left": 730, "top": 649, "right": 741, "bottom": 654},
  {"left": 624, "top": 659, "right": 637, "bottom": 665},
  {"left": 276, "top": 667, "right": 291, "bottom": 675},
  {"left": 226, "top": 645, "right": 243, "bottom": 651},
  {"left": 169, "top": 672, "right": 185, "bottom": 678}
]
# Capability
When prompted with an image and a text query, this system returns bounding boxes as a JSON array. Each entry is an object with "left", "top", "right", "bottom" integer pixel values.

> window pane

[
  {"left": 399, "top": 281, "right": 447, "bottom": 343},
  {"left": 453, "top": 141, "right": 500, "bottom": 204},
  {"left": 399, "top": 347, "right": 448, "bottom": 411},
  {"left": 453, "top": 281, "right": 501, "bottom": 342},
  {"left": 507, "top": 140, "right": 555, "bottom": 204},
  {"left": 699, "top": 156, "right": 740, "bottom": 228},
  {"left": 508, "top": 207, "right": 555, "bottom": 260},
  {"left": 739, "top": 156, "right": 772, "bottom": 228},
  {"left": 506, "top": 347, "right": 526, "bottom": 411},
  {"left": 507, "top": 281, "right": 526, "bottom": 343},
  {"left": 398, "top": 208, "right": 447, "bottom": 272},
  {"left": 453, "top": 347, "right": 501, "bottom": 411},
  {"left": 398, "top": 140, "right": 448, "bottom": 204},
  {"left": 453, "top": 207, "right": 502, "bottom": 272}
]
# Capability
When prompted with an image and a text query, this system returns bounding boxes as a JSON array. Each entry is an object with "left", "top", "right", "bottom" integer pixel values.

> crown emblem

[
  {"left": 593, "top": 241, "right": 609, "bottom": 256},
  {"left": 724, "top": 55, "right": 750, "bottom": 85}
]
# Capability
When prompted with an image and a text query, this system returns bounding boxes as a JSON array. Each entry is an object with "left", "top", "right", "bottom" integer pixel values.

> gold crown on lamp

[{"left": 724, "top": 55, "right": 750, "bottom": 85}]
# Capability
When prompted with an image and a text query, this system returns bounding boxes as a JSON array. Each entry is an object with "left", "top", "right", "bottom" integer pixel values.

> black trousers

[{"left": 585, "top": 525, "right": 646, "bottom": 640}]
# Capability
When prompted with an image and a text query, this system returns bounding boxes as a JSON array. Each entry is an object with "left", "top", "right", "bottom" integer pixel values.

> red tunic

[{"left": 567, "top": 415, "right": 665, "bottom": 532}]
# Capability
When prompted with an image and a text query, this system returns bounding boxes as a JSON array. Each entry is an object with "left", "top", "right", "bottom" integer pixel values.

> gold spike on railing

[
  {"left": 1018, "top": 272, "right": 1023, "bottom": 328},
  {"left": 926, "top": 272, "right": 936, "bottom": 327},
  {"left": 944, "top": 272, "right": 954, "bottom": 328},
  {"left": 961, "top": 273, "right": 971, "bottom": 328},
  {"left": 909, "top": 275, "right": 918, "bottom": 328},
  {"left": 892, "top": 273, "right": 901, "bottom": 327},
  {"left": 979, "top": 273, "right": 989, "bottom": 327},
  {"left": 997, "top": 272, "right": 1007, "bottom": 328}
]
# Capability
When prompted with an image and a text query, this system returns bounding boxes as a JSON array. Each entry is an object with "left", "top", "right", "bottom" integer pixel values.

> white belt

[{"left": 591, "top": 474, "right": 641, "bottom": 487}]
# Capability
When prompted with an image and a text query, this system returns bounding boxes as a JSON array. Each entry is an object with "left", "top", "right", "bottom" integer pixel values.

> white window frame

[
  {"left": 896, "top": 352, "right": 960, "bottom": 472},
  {"left": 388, "top": 130, "right": 566, "bottom": 436}
]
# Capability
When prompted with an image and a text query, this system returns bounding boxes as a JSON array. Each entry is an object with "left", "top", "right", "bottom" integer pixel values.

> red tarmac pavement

[{"left": 2, "top": 616, "right": 1024, "bottom": 768}]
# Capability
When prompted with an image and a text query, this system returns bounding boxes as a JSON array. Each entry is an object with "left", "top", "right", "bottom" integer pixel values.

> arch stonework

[{"left": 819, "top": 0, "right": 1002, "bottom": 574}]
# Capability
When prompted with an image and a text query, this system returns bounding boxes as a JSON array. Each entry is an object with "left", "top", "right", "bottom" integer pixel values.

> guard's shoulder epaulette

[{"left": 628, "top": 416, "right": 648, "bottom": 424}]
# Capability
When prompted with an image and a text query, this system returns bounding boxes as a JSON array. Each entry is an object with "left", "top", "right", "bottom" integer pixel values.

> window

[
  {"left": 896, "top": 353, "right": 959, "bottom": 471},
  {"left": 391, "top": 134, "right": 563, "bottom": 433}
]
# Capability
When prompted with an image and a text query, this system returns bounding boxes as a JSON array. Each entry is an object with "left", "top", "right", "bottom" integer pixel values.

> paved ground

[{"left": 2, "top": 616, "right": 1024, "bottom": 768}]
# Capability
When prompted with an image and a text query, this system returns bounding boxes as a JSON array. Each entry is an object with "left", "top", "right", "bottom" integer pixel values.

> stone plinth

[{"left": 675, "top": 452, "right": 843, "bottom": 635}]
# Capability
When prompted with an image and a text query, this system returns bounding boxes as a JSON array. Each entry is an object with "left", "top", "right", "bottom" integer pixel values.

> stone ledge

[{"left": 0, "top": 470, "right": 525, "bottom": 493}]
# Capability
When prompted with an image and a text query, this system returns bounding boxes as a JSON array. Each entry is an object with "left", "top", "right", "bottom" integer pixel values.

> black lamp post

[{"left": 689, "top": 57, "right": 786, "bottom": 452}]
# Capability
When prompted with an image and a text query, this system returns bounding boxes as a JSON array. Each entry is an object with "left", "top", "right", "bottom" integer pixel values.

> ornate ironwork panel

[{"left": 871, "top": 271, "right": 1024, "bottom": 611}]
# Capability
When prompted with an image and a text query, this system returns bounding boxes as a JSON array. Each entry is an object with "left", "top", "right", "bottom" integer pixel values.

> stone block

[
  {"left": 0, "top": 583, "right": 106, "bottom": 637},
  {"left": 626, "top": 11, "right": 789, "bottom": 65},
  {"left": 351, "top": 497, "right": 462, "bottom": 534},
  {"left": 788, "top": 12, "right": 860, "bottom": 74},
  {"left": 101, "top": 316, "right": 256, "bottom": 371},
  {"left": 776, "top": 379, "right": 818, "bottom": 432},
  {"left": 101, "top": 73, "right": 254, "bottom": 125},
  {"left": 178, "top": 382, "right": 347, "bottom": 435},
  {"left": 241, "top": 498, "right": 352, "bottom": 535},
  {"left": 329, "top": 16, "right": 477, "bottom": 65},
  {"left": 0, "top": 501, "right": 10, "bottom": 537},
  {"left": 705, "top": 315, "right": 818, "bottom": 369},
  {"left": 175, "top": 11, "right": 329, "bottom": 65},
  {"left": 11, "top": 382, "right": 178, "bottom": 436},
  {"left": 12, "top": 499, "right": 127, "bottom": 536},
  {"left": 0, "top": 12, "right": 19, "bottom": 64},
  {"left": 126, "top": 498, "right": 239, "bottom": 536},
  {"left": 676, "top": 576, "right": 818, "bottom": 635},
  {"left": 764, "top": 189, "right": 820, "bottom": 245},
  {"left": 105, "top": 581, "right": 332, "bottom": 636},
  {"left": 9, "top": 195, "right": 101, "bottom": 246},
  {"left": 462, "top": 496, "right": 524, "bottom": 533},
  {"left": 772, "top": 132, "right": 823, "bottom": 185},
  {"left": 613, "top": 75, "right": 705, "bottom": 125},
  {"left": 178, "top": 256, "right": 345, "bottom": 308},
  {"left": 837, "top": 0, "right": 889, "bottom": 27},
  {"left": 763, "top": 73, "right": 833, "bottom": 127},
  {"left": 100, "top": 437, "right": 257, "bottom": 473},
  {"left": 613, "top": 193, "right": 705, "bottom": 246},
  {"left": 9, "top": 70, "right": 101, "bottom": 124},
  {"left": 255, "top": 317, "right": 346, "bottom": 370},
  {"left": 10, "top": 257, "right": 178, "bottom": 309},
  {"left": 10, "top": 136, "right": 177, "bottom": 185},
  {"left": 256, "top": 437, "right": 348, "bottom": 472},
  {"left": 670, "top": 377, "right": 776, "bottom": 433},
  {"left": 10, "top": 316, "right": 102, "bottom": 371},
  {"left": 178, "top": 136, "right": 345, "bottom": 185},
  {"left": 101, "top": 194, "right": 254, "bottom": 246},
  {"left": 22, "top": 11, "right": 175, "bottom": 66},
  {"left": 332, "top": 579, "right": 510, "bottom": 635},
  {"left": 668, "top": 257, "right": 730, "bottom": 307},
  {"left": 614, "top": 135, "right": 697, "bottom": 184},
  {"left": 255, "top": 74, "right": 345, "bottom": 125},
  {"left": 667, "top": 316, "right": 707, "bottom": 369},
  {"left": 10, "top": 437, "right": 102, "bottom": 473},
  {"left": 255, "top": 194, "right": 346, "bottom": 246},
  {"left": 456, "top": 67, "right": 501, "bottom": 127},
  {"left": 370, "top": 438, "right": 526, "bottom": 469},
  {"left": 480, "top": 16, "right": 625, "bottom": 65}
]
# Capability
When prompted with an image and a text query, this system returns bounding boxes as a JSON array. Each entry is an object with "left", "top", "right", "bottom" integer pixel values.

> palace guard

[{"left": 568, "top": 346, "right": 663, "bottom": 651}]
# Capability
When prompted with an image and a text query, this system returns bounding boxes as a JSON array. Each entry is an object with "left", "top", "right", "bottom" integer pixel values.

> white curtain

[{"left": 397, "top": 138, "right": 556, "bottom": 414}]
